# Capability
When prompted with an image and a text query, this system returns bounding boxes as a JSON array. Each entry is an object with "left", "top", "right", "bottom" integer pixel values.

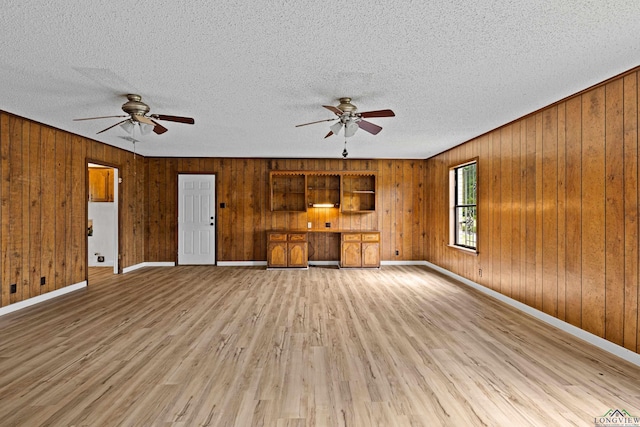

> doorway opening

[{"left": 87, "top": 162, "right": 119, "bottom": 280}]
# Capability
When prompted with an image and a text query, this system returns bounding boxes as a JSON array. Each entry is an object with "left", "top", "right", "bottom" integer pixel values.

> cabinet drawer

[
  {"left": 361, "top": 233, "right": 379, "bottom": 242},
  {"left": 288, "top": 233, "right": 307, "bottom": 242},
  {"left": 342, "top": 233, "right": 361, "bottom": 242},
  {"left": 268, "top": 233, "right": 287, "bottom": 242}
]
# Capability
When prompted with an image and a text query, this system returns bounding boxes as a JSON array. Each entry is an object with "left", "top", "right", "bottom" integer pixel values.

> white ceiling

[{"left": 1, "top": 1, "right": 639, "bottom": 159}]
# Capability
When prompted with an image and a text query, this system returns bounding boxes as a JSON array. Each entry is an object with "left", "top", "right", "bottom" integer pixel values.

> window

[{"left": 451, "top": 161, "right": 477, "bottom": 250}]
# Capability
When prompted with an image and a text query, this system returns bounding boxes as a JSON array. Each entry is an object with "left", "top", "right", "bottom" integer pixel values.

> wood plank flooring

[{"left": 0, "top": 266, "right": 638, "bottom": 426}]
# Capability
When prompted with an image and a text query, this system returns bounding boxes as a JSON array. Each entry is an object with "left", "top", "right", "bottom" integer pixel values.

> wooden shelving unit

[
  {"left": 341, "top": 174, "right": 376, "bottom": 213},
  {"left": 270, "top": 173, "right": 306, "bottom": 212},
  {"left": 307, "top": 174, "right": 340, "bottom": 208},
  {"left": 270, "top": 171, "right": 376, "bottom": 213}
]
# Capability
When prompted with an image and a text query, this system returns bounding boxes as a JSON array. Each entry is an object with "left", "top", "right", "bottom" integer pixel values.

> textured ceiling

[{"left": 1, "top": 0, "right": 639, "bottom": 159}]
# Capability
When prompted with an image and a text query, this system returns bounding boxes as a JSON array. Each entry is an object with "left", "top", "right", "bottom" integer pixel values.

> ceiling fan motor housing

[
  {"left": 122, "top": 94, "right": 150, "bottom": 116},
  {"left": 337, "top": 97, "right": 357, "bottom": 114}
]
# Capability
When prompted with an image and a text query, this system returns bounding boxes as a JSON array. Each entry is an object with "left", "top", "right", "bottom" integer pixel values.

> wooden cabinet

[
  {"left": 340, "top": 232, "right": 380, "bottom": 268},
  {"left": 88, "top": 167, "right": 114, "bottom": 202},
  {"left": 267, "top": 232, "right": 308, "bottom": 268},
  {"left": 341, "top": 174, "right": 376, "bottom": 213}
]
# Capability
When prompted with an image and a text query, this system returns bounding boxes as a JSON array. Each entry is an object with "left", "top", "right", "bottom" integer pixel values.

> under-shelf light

[{"left": 312, "top": 203, "right": 337, "bottom": 208}]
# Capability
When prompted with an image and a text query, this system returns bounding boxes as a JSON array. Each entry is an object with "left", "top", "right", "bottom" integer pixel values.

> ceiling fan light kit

[
  {"left": 74, "top": 94, "right": 194, "bottom": 136},
  {"left": 296, "top": 97, "right": 395, "bottom": 156}
]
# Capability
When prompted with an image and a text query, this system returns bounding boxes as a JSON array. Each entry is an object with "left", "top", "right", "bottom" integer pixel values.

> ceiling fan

[
  {"left": 296, "top": 97, "right": 395, "bottom": 138},
  {"left": 74, "top": 94, "right": 194, "bottom": 135}
]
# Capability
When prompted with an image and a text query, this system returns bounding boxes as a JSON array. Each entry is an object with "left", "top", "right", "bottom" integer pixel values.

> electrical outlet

[
  {"left": 325, "top": 222, "right": 331, "bottom": 228},
  {"left": 40, "top": 276, "right": 46, "bottom": 286},
  {"left": 395, "top": 250, "right": 399, "bottom": 256},
  {"left": 10, "top": 284, "right": 17, "bottom": 294},
  {"left": 478, "top": 268, "right": 483, "bottom": 277}
]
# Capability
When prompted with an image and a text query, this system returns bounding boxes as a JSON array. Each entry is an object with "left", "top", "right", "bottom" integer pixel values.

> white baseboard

[
  {"left": 423, "top": 261, "right": 640, "bottom": 368},
  {"left": 381, "top": 260, "right": 428, "bottom": 266},
  {"left": 123, "top": 262, "right": 175, "bottom": 274},
  {"left": 217, "top": 261, "right": 268, "bottom": 267},
  {"left": 0, "top": 281, "right": 87, "bottom": 317}
]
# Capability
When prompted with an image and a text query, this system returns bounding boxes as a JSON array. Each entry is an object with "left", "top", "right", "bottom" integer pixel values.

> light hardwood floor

[{"left": 0, "top": 266, "right": 638, "bottom": 426}]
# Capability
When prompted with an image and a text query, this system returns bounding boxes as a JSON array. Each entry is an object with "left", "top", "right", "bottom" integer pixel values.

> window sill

[{"left": 448, "top": 245, "right": 478, "bottom": 256}]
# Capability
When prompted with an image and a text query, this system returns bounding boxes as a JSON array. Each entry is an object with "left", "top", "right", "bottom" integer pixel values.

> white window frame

[{"left": 449, "top": 159, "right": 478, "bottom": 253}]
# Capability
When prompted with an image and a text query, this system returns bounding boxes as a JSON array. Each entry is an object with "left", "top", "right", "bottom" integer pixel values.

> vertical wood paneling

[
  {"left": 381, "top": 160, "right": 393, "bottom": 261},
  {"left": 477, "top": 135, "right": 490, "bottom": 288},
  {"left": 424, "top": 67, "right": 640, "bottom": 355},
  {"left": 40, "top": 127, "right": 56, "bottom": 294},
  {"left": 542, "top": 107, "right": 558, "bottom": 316},
  {"left": 500, "top": 126, "right": 513, "bottom": 297},
  {"left": 581, "top": 87, "right": 606, "bottom": 337},
  {"left": 219, "top": 159, "right": 232, "bottom": 261},
  {"left": 622, "top": 73, "right": 639, "bottom": 352},
  {"left": 0, "top": 111, "right": 145, "bottom": 307},
  {"left": 412, "top": 160, "right": 425, "bottom": 261},
  {"left": 604, "top": 79, "right": 625, "bottom": 345},
  {"left": 565, "top": 96, "right": 583, "bottom": 327},
  {"left": 524, "top": 116, "right": 537, "bottom": 307},
  {"left": 141, "top": 158, "right": 423, "bottom": 264},
  {"left": 54, "top": 131, "right": 67, "bottom": 290},
  {"left": 534, "top": 113, "right": 544, "bottom": 311},
  {"left": 556, "top": 103, "right": 567, "bottom": 321},
  {"left": 511, "top": 123, "right": 522, "bottom": 302},
  {"left": 519, "top": 122, "right": 527, "bottom": 303},
  {"left": 20, "top": 120, "right": 30, "bottom": 300},
  {"left": 0, "top": 114, "right": 6, "bottom": 307},
  {"left": 64, "top": 133, "right": 73, "bottom": 288},
  {"left": 28, "top": 122, "right": 41, "bottom": 298},
  {"left": 490, "top": 132, "right": 501, "bottom": 292},
  {"left": 9, "top": 116, "right": 24, "bottom": 303}
]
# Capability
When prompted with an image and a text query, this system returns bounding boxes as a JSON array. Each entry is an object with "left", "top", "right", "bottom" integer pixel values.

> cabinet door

[
  {"left": 288, "top": 242, "right": 308, "bottom": 268},
  {"left": 362, "top": 242, "right": 380, "bottom": 268},
  {"left": 341, "top": 242, "right": 361, "bottom": 267},
  {"left": 88, "top": 168, "right": 113, "bottom": 202},
  {"left": 268, "top": 242, "right": 288, "bottom": 268}
]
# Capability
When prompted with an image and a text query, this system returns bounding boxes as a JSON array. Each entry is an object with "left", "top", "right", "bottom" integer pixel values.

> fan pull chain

[{"left": 342, "top": 139, "right": 348, "bottom": 158}]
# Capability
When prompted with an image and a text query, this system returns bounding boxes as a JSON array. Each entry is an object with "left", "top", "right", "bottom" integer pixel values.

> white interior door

[{"left": 178, "top": 174, "right": 216, "bottom": 265}]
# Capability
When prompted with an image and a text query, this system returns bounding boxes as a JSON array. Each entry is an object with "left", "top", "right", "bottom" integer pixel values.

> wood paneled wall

[
  {"left": 424, "top": 69, "right": 640, "bottom": 353},
  {"left": 144, "top": 158, "right": 426, "bottom": 262},
  {"left": 0, "top": 112, "right": 147, "bottom": 307}
]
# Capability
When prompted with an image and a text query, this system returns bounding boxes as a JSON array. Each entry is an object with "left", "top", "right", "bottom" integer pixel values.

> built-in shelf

[
  {"left": 270, "top": 173, "right": 306, "bottom": 211},
  {"left": 307, "top": 174, "right": 340, "bottom": 208},
  {"left": 341, "top": 174, "right": 376, "bottom": 213},
  {"left": 270, "top": 171, "right": 376, "bottom": 213}
]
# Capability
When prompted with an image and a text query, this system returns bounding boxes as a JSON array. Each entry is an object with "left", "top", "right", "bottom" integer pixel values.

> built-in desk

[{"left": 267, "top": 230, "right": 380, "bottom": 269}]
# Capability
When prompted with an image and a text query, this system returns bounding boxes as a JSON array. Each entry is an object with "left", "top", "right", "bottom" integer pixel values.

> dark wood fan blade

[
  {"left": 295, "top": 118, "right": 337, "bottom": 127},
  {"left": 359, "top": 109, "right": 395, "bottom": 118},
  {"left": 151, "top": 120, "right": 168, "bottom": 135},
  {"left": 323, "top": 105, "right": 343, "bottom": 115},
  {"left": 357, "top": 119, "right": 383, "bottom": 135},
  {"left": 74, "top": 115, "right": 127, "bottom": 121},
  {"left": 324, "top": 131, "right": 334, "bottom": 139},
  {"left": 152, "top": 114, "right": 195, "bottom": 124},
  {"left": 96, "top": 119, "right": 129, "bottom": 134}
]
